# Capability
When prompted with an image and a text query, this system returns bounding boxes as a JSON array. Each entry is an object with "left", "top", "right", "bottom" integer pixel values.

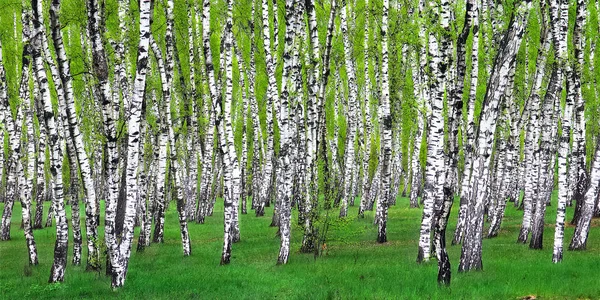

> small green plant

[{"left": 23, "top": 264, "right": 32, "bottom": 277}]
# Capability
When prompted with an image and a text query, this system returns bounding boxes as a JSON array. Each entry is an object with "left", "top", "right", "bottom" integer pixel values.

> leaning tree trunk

[
  {"left": 107, "top": 0, "right": 152, "bottom": 287},
  {"left": 452, "top": 0, "right": 480, "bottom": 245},
  {"left": 21, "top": 94, "right": 39, "bottom": 266},
  {"left": 0, "top": 20, "right": 30, "bottom": 241},
  {"left": 32, "top": 1, "right": 69, "bottom": 282},
  {"left": 567, "top": 0, "right": 590, "bottom": 251},
  {"left": 571, "top": 137, "right": 600, "bottom": 251},
  {"left": 50, "top": 0, "right": 101, "bottom": 270},
  {"left": 487, "top": 68, "right": 519, "bottom": 238},
  {"left": 517, "top": 13, "right": 551, "bottom": 244},
  {"left": 530, "top": 73, "right": 560, "bottom": 250},
  {"left": 41, "top": 0, "right": 83, "bottom": 264},
  {"left": 458, "top": 0, "right": 531, "bottom": 272}
]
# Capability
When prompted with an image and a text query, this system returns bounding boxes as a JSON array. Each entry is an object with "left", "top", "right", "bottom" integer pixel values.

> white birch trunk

[
  {"left": 257, "top": 0, "right": 280, "bottom": 217},
  {"left": 376, "top": 0, "right": 391, "bottom": 243},
  {"left": 417, "top": 0, "right": 448, "bottom": 263},
  {"left": 339, "top": 0, "right": 358, "bottom": 218},
  {"left": 453, "top": 0, "right": 480, "bottom": 245},
  {"left": 551, "top": 0, "right": 575, "bottom": 258},
  {"left": 219, "top": 0, "right": 242, "bottom": 264},
  {"left": 32, "top": 3, "right": 69, "bottom": 281},
  {"left": 517, "top": 14, "right": 551, "bottom": 244},
  {"left": 459, "top": 1, "right": 531, "bottom": 272},
  {"left": 569, "top": 0, "right": 594, "bottom": 251}
]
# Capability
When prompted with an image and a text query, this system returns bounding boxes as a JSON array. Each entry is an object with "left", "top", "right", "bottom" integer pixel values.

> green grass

[{"left": 1, "top": 192, "right": 600, "bottom": 299}]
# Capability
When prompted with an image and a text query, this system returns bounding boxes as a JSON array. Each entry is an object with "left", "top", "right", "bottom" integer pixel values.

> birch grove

[{"left": 1, "top": 0, "right": 600, "bottom": 291}]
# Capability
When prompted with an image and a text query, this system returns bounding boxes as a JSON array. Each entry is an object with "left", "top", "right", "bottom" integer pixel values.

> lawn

[{"left": 1, "top": 192, "right": 600, "bottom": 299}]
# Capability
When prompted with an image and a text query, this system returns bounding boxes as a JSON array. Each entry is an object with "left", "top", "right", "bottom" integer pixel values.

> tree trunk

[
  {"left": 452, "top": 0, "right": 480, "bottom": 245},
  {"left": 458, "top": 1, "right": 531, "bottom": 272},
  {"left": 517, "top": 12, "right": 551, "bottom": 244},
  {"left": 257, "top": 0, "right": 280, "bottom": 218},
  {"left": 31, "top": 1, "right": 69, "bottom": 282},
  {"left": 12, "top": 30, "right": 39, "bottom": 265},
  {"left": 339, "top": 0, "right": 358, "bottom": 218},
  {"left": 375, "top": 0, "right": 391, "bottom": 244},
  {"left": 219, "top": 0, "right": 242, "bottom": 264},
  {"left": 275, "top": 0, "right": 303, "bottom": 264}
]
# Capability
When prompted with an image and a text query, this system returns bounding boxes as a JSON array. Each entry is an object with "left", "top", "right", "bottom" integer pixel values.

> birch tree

[
  {"left": 31, "top": 0, "right": 70, "bottom": 281},
  {"left": 459, "top": 0, "right": 532, "bottom": 272},
  {"left": 276, "top": 0, "right": 303, "bottom": 264},
  {"left": 375, "top": 0, "right": 391, "bottom": 244},
  {"left": 100, "top": 0, "right": 152, "bottom": 287},
  {"left": 417, "top": 0, "right": 450, "bottom": 264},
  {"left": 569, "top": 0, "right": 595, "bottom": 251},
  {"left": 48, "top": 0, "right": 101, "bottom": 270},
  {"left": 219, "top": 0, "right": 242, "bottom": 264},
  {"left": 257, "top": 0, "right": 280, "bottom": 217},
  {"left": 339, "top": 0, "right": 358, "bottom": 218},
  {"left": 517, "top": 6, "right": 551, "bottom": 244}
]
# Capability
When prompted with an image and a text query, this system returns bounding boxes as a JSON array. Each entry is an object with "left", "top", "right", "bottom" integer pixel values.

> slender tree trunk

[
  {"left": 219, "top": 0, "right": 242, "bottom": 264},
  {"left": 530, "top": 0, "right": 568, "bottom": 251},
  {"left": 569, "top": 0, "right": 593, "bottom": 251},
  {"left": 517, "top": 13, "right": 551, "bottom": 244},
  {"left": 275, "top": 0, "right": 303, "bottom": 264},
  {"left": 0, "top": 20, "right": 31, "bottom": 241},
  {"left": 31, "top": 1, "right": 69, "bottom": 282},
  {"left": 246, "top": 0, "right": 262, "bottom": 213},
  {"left": 257, "top": 0, "right": 280, "bottom": 218},
  {"left": 86, "top": 0, "right": 121, "bottom": 278},
  {"left": 339, "top": 0, "right": 358, "bottom": 218},
  {"left": 198, "top": 0, "right": 217, "bottom": 224},
  {"left": 358, "top": 0, "right": 375, "bottom": 217},
  {"left": 164, "top": 0, "right": 192, "bottom": 256},
  {"left": 433, "top": 0, "right": 459, "bottom": 285},
  {"left": 487, "top": 74, "right": 520, "bottom": 238},
  {"left": 300, "top": 0, "right": 322, "bottom": 252},
  {"left": 42, "top": 8, "right": 83, "bottom": 265},
  {"left": 458, "top": 1, "right": 531, "bottom": 272},
  {"left": 418, "top": 0, "right": 452, "bottom": 263},
  {"left": 453, "top": 0, "right": 480, "bottom": 245},
  {"left": 184, "top": 0, "right": 199, "bottom": 221},
  {"left": 49, "top": 0, "right": 101, "bottom": 270},
  {"left": 9, "top": 26, "right": 39, "bottom": 264},
  {"left": 530, "top": 73, "right": 560, "bottom": 249},
  {"left": 33, "top": 116, "right": 46, "bottom": 230},
  {"left": 375, "top": 0, "right": 391, "bottom": 244}
]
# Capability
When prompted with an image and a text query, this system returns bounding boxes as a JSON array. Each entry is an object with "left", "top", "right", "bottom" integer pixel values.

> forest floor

[{"left": 1, "top": 193, "right": 600, "bottom": 299}]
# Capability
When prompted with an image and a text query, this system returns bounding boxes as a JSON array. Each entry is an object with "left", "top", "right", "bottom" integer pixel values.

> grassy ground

[{"left": 1, "top": 193, "right": 600, "bottom": 299}]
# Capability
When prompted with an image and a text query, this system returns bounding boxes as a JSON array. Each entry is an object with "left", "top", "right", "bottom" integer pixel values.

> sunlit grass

[{"left": 1, "top": 192, "right": 599, "bottom": 299}]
